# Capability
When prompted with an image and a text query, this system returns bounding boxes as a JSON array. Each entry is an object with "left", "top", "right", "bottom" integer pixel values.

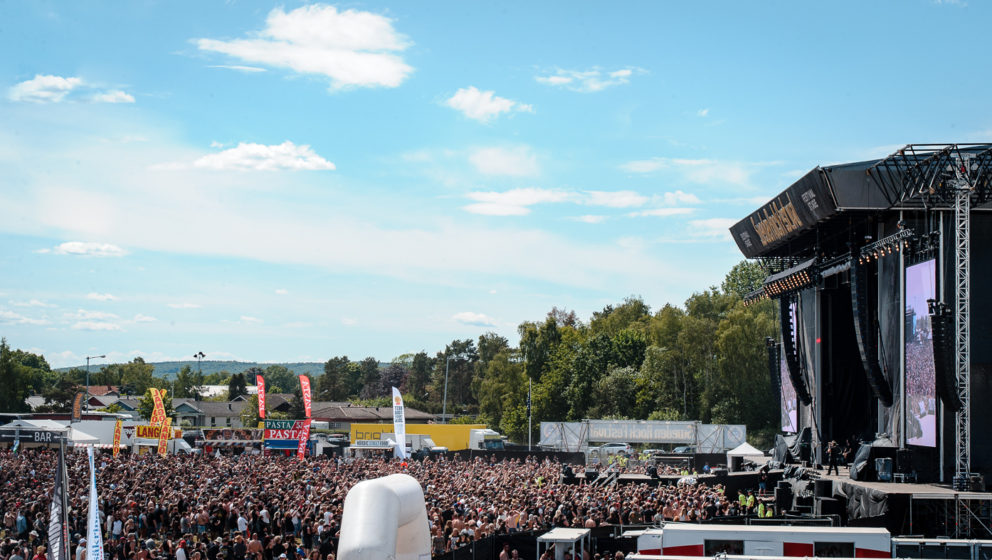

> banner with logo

[
  {"left": 112, "top": 420, "right": 122, "bottom": 458},
  {"left": 299, "top": 375, "right": 312, "bottom": 419},
  {"left": 263, "top": 419, "right": 310, "bottom": 440},
  {"left": 256, "top": 375, "right": 266, "bottom": 419},
  {"left": 48, "top": 447, "right": 68, "bottom": 560},
  {"left": 135, "top": 425, "right": 181, "bottom": 440},
  {"left": 156, "top": 417, "right": 172, "bottom": 457},
  {"left": 296, "top": 419, "right": 311, "bottom": 460},
  {"left": 150, "top": 388, "right": 167, "bottom": 426},
  {"left": 71, "top": 392, "right": 85, "bottom": 423},
  {"left": 392, "top": 387, "right": 406, "bottom": 459},
  {"left": 85, "top": 448, "right": 104, "bottom": 560}
]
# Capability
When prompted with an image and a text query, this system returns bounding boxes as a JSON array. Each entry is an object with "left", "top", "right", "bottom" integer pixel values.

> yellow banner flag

[
  {"left": 150, "top": 388, "right": 167, "bottom": 426},
  {"left": 156, "top": 417, "right": 172, "bottom": 457},
  {"left": 112, "top": 419, "right": 122, "bottom": 458}
]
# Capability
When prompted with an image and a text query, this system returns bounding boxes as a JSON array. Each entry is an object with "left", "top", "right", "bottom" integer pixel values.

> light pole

[
  {"left": 193, "top": 351, "right": 205, "bottom": 399},
  {"left": 85, "top": 354, "right": 106, "bottom": 407},
  {"left": 442, "top": 353, "right": 466, "bottom": 424}
]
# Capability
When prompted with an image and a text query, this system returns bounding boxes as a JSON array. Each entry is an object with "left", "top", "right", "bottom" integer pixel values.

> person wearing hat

[{"left": 74, "top": 539, "right": 86, "bottom": 560}]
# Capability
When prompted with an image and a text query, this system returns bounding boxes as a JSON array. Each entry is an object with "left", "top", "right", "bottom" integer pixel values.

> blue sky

[{"left": 1, "top": 0, "right": 988, "bottom": 368}]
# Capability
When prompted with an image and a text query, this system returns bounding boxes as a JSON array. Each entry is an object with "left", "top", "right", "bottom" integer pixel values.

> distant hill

[{"left": 59, "top": 360, "right": 325, "bottom": 379}]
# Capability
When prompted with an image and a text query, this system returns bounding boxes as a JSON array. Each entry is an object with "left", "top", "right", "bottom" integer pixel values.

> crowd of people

[{"left": 0, "top": 449, "right": 769, "bottom": 560}]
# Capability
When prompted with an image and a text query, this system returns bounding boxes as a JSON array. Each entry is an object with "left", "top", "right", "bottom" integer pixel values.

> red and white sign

[
  {"left": 636, "top": 524, "right": 891, "bottom": 558},
  {"left": 256, "top": 375, "right": 266, "bottom": 419},
  {"left": 299, "top": 375, "right": 312, "bottom": 419},
  {"left": 296, "top": 419, "right": 311, "bottom": 460}
]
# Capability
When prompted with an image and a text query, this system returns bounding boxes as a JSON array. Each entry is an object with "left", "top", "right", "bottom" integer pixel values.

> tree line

[{"left": 0, "top": 261, "right": 778, "bottom": 445}]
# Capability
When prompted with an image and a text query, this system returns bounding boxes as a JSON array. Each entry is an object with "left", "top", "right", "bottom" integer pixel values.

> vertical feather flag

[
  {"left": 256, "top": 375, "right": 266, "bottom": 419},
  {"left": 112, "top": 420, "right": 122, "bottom": 458},
  {"left": 392, "top": 387, "right": 407, "bottom": 459},
  {"left": 298, "top": 375, "right": 311, "bottom": 419},
  {"left": 48, "top": 445, "right": 68, "bottom": 560},
  {"left": 156, "top": 417, "right": 172, "bottom": 457},
  {"left": 296, "top": 419, "right": 311, "bottom": 460},
  {"left": 85, "top": 447, "right": 104, "bottom": 560}
]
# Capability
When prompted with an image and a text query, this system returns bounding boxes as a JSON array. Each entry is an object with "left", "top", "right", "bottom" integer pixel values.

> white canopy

[
  {"left": 727, "top": 442, "right": 764, "bottom": 456},
  {"left": 2, "top": 419, "right": 100, "bottom": 445}
]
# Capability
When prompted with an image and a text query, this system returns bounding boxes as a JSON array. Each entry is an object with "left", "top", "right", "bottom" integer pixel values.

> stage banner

[
  {"left": 156, "top": 418, "right": 172, "bottom": 457},
  {"left": 85, "top": 448, "right": 104, "bottom": 560},
  {"left": 296, "top": 419, "right": 311, "bottom": 460},
  {"left": 112, "top": 420, "right": 122, "bottom": 457},
  {"left": 263, "top": 420, "right": 310, "bottom": 440},
  {"left": 256, "top": 375, "right": 266, "bottom": 419},
  {"left": 392, "top": 387, "right": 406, "bottom": 459},
  {"left": 71, "top": 392, "right": 85, "bottom": 423},
  {"left": 299, "top": 375, "right": 312, "bottom": 418},
  {"left": 730, "top": 169, "right": 837, "bottom": 258}
]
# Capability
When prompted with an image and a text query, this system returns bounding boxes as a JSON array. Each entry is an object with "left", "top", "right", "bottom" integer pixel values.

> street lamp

[
  {"left": 442, "top": 353, "right": 467, "bottom": 424},
  {"left": 85, "top": 354, "right": 106, "bottom": 406}
]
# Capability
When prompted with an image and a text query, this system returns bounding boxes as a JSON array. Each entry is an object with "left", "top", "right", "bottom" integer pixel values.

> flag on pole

[
  {"left": 156, "top": 417, "right": 172, "bottom": 457},
  {"left": 85, "top": 447, "right": 104, "bottom": 560},
  {"left": 296, "top": 419, "right": 311, "bottom": 460},
  {"left": 11, "top": 438, "right": 19, "bottom": 454},
  {"left": 48, "top": 448, "right": 68, "bottom": 560},
  {"left": 298, "top": 375, "right": 311, "bottom": 419},
  {"left": 112, "top": 420, "right": 122, "bottom": 458},
  {"left": 256, "top": 375, "right": 266, "bottom": 419},
  {"left": 150, "top": 388, "right": 167, "bottom": 427},
  {"left": 392, "top": 387, "right": 407, "bottom": 459}
]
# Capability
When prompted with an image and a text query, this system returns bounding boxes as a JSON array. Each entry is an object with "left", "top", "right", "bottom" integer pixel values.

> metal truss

[{"left": 868, "top": 144, "right": 992, "bottom": 481}]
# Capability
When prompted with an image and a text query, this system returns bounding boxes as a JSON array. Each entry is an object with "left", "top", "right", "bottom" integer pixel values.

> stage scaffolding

[{"left": 909, "top": 492, "right": 992, "bottom": 539}]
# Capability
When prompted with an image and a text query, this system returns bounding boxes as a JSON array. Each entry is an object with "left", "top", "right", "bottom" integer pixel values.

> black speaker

[
  {"left": 774, "top": 488, "right": 793, "bottom": 512},
  {"left": 896, "top": 448, "right": 913, "bottom": 475},
  {"left": 815, "top": 497, "right": 843, "bottom": 517},
  {"left": 780, "top": 296, "right": 812, "bottom": 405},
  {"left": 814, "top": 479, "right": 833, "bottom": 498},
  {"left": 850, "top": 261, "right": 893, "bottom": 406},
  {"left": 929, "top": 300, "right": 962, "bottom": 411},
  {"left": 710, "top": 468, "right": 728, "bottom": 477}
]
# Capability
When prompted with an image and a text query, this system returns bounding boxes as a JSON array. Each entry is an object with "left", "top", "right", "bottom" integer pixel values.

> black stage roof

[{"left": 730, "top": 144, "right": 992, "bottom": 258}]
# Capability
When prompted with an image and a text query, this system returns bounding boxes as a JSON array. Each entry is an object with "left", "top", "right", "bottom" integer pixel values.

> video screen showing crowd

[
  {"left": 780, "top": 301, "right": 798, "bottom": 433},
  {"left": 905, "top": 260, "right": 937, "bottom": 448}
]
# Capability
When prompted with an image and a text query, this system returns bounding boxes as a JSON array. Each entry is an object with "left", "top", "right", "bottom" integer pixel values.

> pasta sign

[{"left": 264, "top": 419, "right": 309, "bottom": 440}]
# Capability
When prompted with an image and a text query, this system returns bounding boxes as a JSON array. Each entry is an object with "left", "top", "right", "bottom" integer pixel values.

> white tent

[
  {"left": 2, "top": 419, "right": 100, "bottom": 446},
  {"left": 726, "top": 442, "right": 766, "bottom": 467}
]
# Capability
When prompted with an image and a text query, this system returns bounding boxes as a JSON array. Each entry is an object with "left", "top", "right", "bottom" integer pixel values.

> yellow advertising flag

[
  {"left": 156, "top": 417, "right": 172, "bottom": 457},
  {"left": 112, "top": 419, "right": 122, "bottom": 457}
]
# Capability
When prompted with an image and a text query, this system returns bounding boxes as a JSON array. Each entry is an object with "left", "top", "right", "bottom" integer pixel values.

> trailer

[{"left": 633, "top": 524, "right": 890, "bottom": 558}]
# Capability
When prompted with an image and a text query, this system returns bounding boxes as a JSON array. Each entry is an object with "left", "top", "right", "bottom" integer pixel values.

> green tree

[
  {"left": 589, "top": 366, "right": 638, "bottom": 419},
  {"left": 380, "top": 363, "right": 407, "bottom": 393},
  {"left": 0, "top": 339, "right": 31, "bottom": 413},
  {"left": 138, "top": 388, "right": 174, "bottom": 421},
  {"left": 518, "top": 317, "right": 560, "bottom": 383},
  {"left": 589, "top": 296, "right": 651, "bottom": 338},
  {"left": 288, "top": 383, "right": 306, "bottom": 419},
  {"left": 721, "top": 260, "right": 767, "bottom": 299},
  {"left": 42, "top": 376, "right": 79, "bottom": 411},
  {"left": 405, "top": 352, "right": 432, "bottom": 399},
  {"left": 358, "top": 357, "right": 380, "bottom": 399},
  {"left": 476, "top": 349, "right": 525, "bottom": 433},
  {"left": 317, "top": 356, "right": 351, "bottom": 401},
  {"left": 261, "top": 365, "right": 297, "bottom": 395},
  {"left": 227, "top": 372, "right": 248, "bottom": 400},
  {"left": 611, "top": 328, "right": 647, "bottom": 370},
  {"left": 173, "top": 365, "right": 204, "bottom": 399}
]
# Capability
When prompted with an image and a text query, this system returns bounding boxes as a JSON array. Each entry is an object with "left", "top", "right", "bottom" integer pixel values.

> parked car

[
  {"left": 598, "top": 442, "right": 634, "bottom": 455},
  {"left": 672, "top": 445, "right": 696, "bottom": 454}
]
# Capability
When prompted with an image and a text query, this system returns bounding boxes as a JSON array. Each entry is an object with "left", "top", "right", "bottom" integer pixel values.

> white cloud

[
  {"left": 0, "top": 309, "right": 49, "bottom": 325},
  {"left": 168, "top": 303, "right": 201, "bottom": 309},
  {"left": 697, "top": 108, "right": 709, "bottom": 117},
  {"left": 240, "top": 315, "right": 263, "bottom": 324},
  {"left": 71, "top": 321, "right": 121, "bottom": 331},
  {"left": 275, "top": 288, "right": 289, "bottom": 295},
  {"left": 469, "top": 146, "right": 539, "bottom": 176},
  {"left": 452, "top": 311, "right": 497, "bottom": 327},
  {"left": 48, "top": 241, "right": 127, "bottom": 257},
  {"left": 10, "top": 299, "right": 55, "bottom": 308},
  {"left": 65, "top": 309, "right": 119, "bottom": 321},
  {"left": 584, "top": 190, "right": 648, "bottom": 208},
  {"left": 91, "top": 90, "right": 135, "bottom": 104},
  {"left": 627, "top": 208, "right": 695, "bottom": 218},
  {"left": 8, "top": 75, "right": 82, "bottom": 103},
  {"left": 620, "top": 157, "right": 772, "bottom": 188},
  {"left": 191, "top": 141, "right": 335, "bottom": 172},
  {"left": 688, "top": 218, "right": 738, "bottom": 239},
  {"left": 660, "top": 190, "right": 702, "bottom": 205},
  {"left": 208, "top": 65, "right": 267, "bottom": 73},
  {"left": 535, "top": 67, "right": 642, "bottom": 93},
  {"left": 86, "top": 292, "right": 117, "bottom": 301},
  {"left": 445, "top": 86, "right": 532, "bottom": 122},
  {"left": 574, "top": 215, "right": 607, "bottom": 224},
  {"left": 132, "top": 314, "right": 157, "bottom": 323},
  {"left": 197, "top": 4, "right": 412, "bottom": 90},
  {"left": 463, "top": 188, "right": 571, "bottom": 216}
]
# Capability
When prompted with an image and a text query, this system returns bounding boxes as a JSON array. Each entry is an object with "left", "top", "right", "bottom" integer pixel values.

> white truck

[
  {"left": 469, "top": 428, "right": 505, "bottom": 451},
  {"left": 379, "top": 433, "right": 448, "bottom": 454}
]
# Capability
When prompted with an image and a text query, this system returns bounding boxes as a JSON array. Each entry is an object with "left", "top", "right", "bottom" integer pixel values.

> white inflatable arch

[{"left": 337, "top": 473, "right": 431, "bottom": 560}]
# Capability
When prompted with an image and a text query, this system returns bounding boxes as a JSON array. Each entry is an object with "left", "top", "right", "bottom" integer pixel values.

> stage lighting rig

[{"left": 858, "top": 228, "right": 914, "bottom": 265}]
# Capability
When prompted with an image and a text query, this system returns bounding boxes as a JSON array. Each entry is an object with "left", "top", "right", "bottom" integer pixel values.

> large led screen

[
  {"left": 905, "top": 260, "right": 936, "bottom": 447},
  {"left": 781, "top": 301, "right": 798, "bottom": 432}
]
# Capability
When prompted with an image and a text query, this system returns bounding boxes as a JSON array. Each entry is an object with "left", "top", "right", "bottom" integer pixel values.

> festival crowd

[{"left": 0, "top": 449, "right": 769, "bottom": 560}]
